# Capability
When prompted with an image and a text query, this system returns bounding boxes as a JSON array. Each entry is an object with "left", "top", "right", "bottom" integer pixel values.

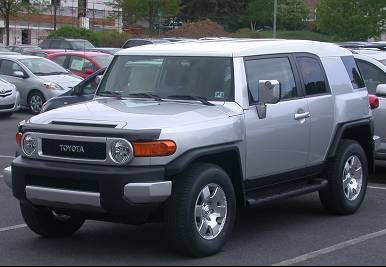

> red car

[{"left": 48, "top": 51, "right": 113, "bottom": 78}]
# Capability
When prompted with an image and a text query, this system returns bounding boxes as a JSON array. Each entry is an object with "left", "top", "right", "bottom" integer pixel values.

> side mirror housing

[
  {"left": 376, "top": 84, "right": 386, "bottom": 97},
  {"left": 13, "top": 71, "right": 26, "bottom": 78},
  {"left": 256, "top": 80, "right": 281, "bottom": 119},
  {"left": 73, "top": 86, "right": 82, "bottom": 95},
  {"left": 258, "top": 80, "right": 281, "bottom": 104}
]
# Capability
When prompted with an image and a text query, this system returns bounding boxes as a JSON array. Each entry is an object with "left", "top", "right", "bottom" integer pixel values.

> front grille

[
  {"left": 41, "top": 138, "right": 106, "bottom": 160},
  {"left": 27, "top": 175, "right": 99, "bottom": 192},
  {"left": 0, "top": 93, "right": 12, "bottom": 98},
  {"left": 0, "top": 104, "right": 14, "bottom": 110}
]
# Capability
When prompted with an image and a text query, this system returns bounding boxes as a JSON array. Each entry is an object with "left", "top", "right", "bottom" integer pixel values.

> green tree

[
  {"left": 111, "top": 0, "right": 181, "bottom": 33},
  {"left": 318, "top": 0, "right": 386, "bottom": 41},
  {"left": 179, "top": 0, "right": 249, "bottom": 31},
  {"left": 277, "top": 0, "right": 309, "bottom": 30},
  {"left": 243, "top": 0, "right": 274, "bottom": 31},
  {"left": 0, "top": 0, "right": 40, "bottom": 45}
]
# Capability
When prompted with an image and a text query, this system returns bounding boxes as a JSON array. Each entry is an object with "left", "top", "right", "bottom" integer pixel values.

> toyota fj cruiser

[{"left": 3, "top": 40, "right": 379, "bottom": 257}]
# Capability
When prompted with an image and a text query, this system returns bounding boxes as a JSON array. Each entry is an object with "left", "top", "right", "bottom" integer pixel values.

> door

[
  {"left": 356, "top": 59, "right": 386, "bottom": 152},
  {"left": 295, "top": 54, "right": 334, "bottom": 166},
  {"left": 0, "top": 59, "right": 30, "bottom": 106},
  {"left": 244, "top": 55, "right": 311, "bottom": 186}
]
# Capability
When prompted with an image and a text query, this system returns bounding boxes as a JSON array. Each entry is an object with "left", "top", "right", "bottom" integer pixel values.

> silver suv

[{"left": 3, "top": 40, "right": 378, "bottom": 257}]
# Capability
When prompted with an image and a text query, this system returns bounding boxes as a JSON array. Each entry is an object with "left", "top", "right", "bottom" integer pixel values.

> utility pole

[{"left": 273, "top": 0, "right": 277, "bottom": 39}]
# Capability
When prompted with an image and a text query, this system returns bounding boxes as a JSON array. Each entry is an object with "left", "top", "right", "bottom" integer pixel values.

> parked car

[
  {"left": 354, "top": 52, "right": 386, "bottom": 160},
  {"left": 0, "top": 78, "right": 20, "bottom": 117},
  {"left": 23, "top": 49, "right": 72, "bottom": 58},
  {"left": 87, "top": 48, "right": 122, "bottom": 55},
  {"left": 41, "top": 68, "right": 105, "bottom": 112},
  {"left": 47, "top": 51, "right": 112, "bottom": 78},
  {"left": 354, "top": 49, "right": 386, "bottom": 66},
  {"left": 39, "top": 38, "right": 95, "bottom": 51},
  {"left": 0, "top": 55, "right": 82, "bottom": 114},
  {"left": 7, "top": 45, "right": 41, "bottom": 54},
  {"left": 122, "top": 38, "right": 170, "bottom": 49},
  {"left": 3, "top": 40, "right": 378, "bottom": 257}
]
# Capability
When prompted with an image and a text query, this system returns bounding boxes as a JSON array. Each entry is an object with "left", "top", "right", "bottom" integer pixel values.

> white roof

[
  {"left": 116, "top": 39, "right": 352, "bottom": 58},
  {"left": 353, "top": 49, "right": 386, "bottom": 61}
]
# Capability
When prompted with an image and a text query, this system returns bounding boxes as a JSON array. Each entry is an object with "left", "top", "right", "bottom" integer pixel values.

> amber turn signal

[
  {"left": 133, "top": 140, "right": 177, "bottom": 157},
  {"left": 16, "top": 132, "right": 23, "bottom": 146}
]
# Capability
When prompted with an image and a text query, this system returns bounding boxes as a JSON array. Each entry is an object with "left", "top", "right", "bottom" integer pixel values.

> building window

[
  {"left": 21, "top": 29, "right": 31, "bottom": 45},
  {"left": 78, "top": 0, "right": 87, "bottom": 17},
  {"left": 0, "top": 29, "right": 3, "bottom": 44}
]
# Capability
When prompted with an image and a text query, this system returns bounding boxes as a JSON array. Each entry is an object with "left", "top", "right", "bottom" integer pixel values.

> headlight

[
  {"left": 109, "top": 139, "right": 133, "bottom": 165},
  {"left": 43, "top": 82, "right": 63, "bottom": 90},
  {"left": 22, "top": 134, "right": 37, "bottom": 156}
]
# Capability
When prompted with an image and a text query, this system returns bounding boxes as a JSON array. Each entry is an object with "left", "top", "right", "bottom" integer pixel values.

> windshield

[
  {"left": 20, "top": 58, "right": 69, "bottom": 76},
  {"left": 97, "top": 56, "right": 234, "bottom": 102},
  {"left": 92, "top": 55, "right": 113, "bottom": 68},
  {"left": 72, "top": 40, "right": 95, "bottom": 50}
]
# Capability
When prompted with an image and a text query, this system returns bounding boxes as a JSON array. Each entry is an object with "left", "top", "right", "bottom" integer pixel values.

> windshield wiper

[
  {"left": 97, "top": 91, "right": 123, "bottom": 98},
  {"left": 127, "top": 93, "right": 163, "bottom": 101},
  {"left": 34, "top": 71, "right": 68, "bottom": 76},
  {"left": 167, "top": 95, "right": 215, "bottom": 106}
]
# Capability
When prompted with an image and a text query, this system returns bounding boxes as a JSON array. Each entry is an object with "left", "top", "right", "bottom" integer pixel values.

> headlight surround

[
  {"left": 43, "top": 82, "right": 63, "bottom": 90},
  {"left": 109, "top": 139, "right": 133, "bottom": 165},
  {"left": 22, "top": 134, "right": 37, "bottom": 156}
]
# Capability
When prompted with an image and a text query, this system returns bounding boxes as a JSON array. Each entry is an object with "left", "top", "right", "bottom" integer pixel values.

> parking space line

[
  {"left": 368, "top": 186, "right": 386, "bottom": 190},
  {"left": 271, "top": 229, "right": 386, "bottom": 266},
  {"left": 0, "top": 224, "right": 27, "bottom": 233}
]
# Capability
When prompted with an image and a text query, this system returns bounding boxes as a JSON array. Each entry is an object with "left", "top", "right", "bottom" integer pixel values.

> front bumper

[
  {"left": 5, "top": 157, "right": 172, "bottom": 223},
  {"left": 0, "top": 91, "right": 20, "bottom": 113}
]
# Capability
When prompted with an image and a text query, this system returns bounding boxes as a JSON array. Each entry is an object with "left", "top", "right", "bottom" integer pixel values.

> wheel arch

[
  {"left": 166, "top": 143, "right": 246, "bottom": 206},
  {"left": 327, "top": 119, "right": 374, "bottom": 173}
]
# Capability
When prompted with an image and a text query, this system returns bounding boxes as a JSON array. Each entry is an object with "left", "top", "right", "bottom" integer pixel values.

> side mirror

[
  {"left": 258, "top": 80, "right": 281, "bottom": 104},
  {"left": 13, "top": 71, "right": 26, "bottom": 78},
  {"left": 73, "top": 86, "right": 82, "bottom": 95},
  {"left": 376, "top": 84, "right": 386, "bottom": 97},
  {"left": 95, "top": 75, "right": 103, "bottom": 85},
  {"left": 256, "top": 80, "right": 281, "bottom": 119}
]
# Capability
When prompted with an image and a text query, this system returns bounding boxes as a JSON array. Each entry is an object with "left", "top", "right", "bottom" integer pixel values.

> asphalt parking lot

[{"left": 0, "top": 112, "right": 386, "bottom": 266}]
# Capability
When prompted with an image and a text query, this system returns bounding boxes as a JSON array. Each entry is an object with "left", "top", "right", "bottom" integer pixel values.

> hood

[
  {"left": 30, "top": 98, "right": 242, "bottom": 130},
  {"left": 40, "top": 75, "right": 82, "bottom": 90}
]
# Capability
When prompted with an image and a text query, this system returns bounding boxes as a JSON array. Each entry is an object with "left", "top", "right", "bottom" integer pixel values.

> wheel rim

[
  {"left": 194, "top": 183, "right": 227, "bottom": 240},
  {"left": 30, "top": 94, "right": 43, "bottom": 113},
  {"left": 342, "top": 155, "right": 363, "bottom": 201}
]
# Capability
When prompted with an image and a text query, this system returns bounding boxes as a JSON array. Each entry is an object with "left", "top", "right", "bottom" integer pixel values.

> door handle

[{"left": 294, "top": 111, "right": 311, "bottom": 121}]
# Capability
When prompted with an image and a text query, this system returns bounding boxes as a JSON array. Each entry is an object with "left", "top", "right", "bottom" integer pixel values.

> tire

[
  {"left": 28, "top": 91, "right": 45, "bottom": 114},
  {"left": 319, "top": 140, "right": 368, "bottom": 215},
  {"left": 20, "top": 202, "right": 85, "bottom": 238},
  {"left": 165, "top": 163, "right": 236, "bottom": 257}
]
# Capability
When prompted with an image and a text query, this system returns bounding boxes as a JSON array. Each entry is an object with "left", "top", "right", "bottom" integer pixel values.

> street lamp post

[{"left": 273, "top": 0, "right": 277, "bottom": 39}]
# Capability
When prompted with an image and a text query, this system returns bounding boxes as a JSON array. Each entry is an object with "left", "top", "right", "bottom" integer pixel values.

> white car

[
  {"left": 354, "top": 52, "right": 386, "bottom": 159},
  {"left": 0, "top": 78, "right": 19, "bottom": 117}
]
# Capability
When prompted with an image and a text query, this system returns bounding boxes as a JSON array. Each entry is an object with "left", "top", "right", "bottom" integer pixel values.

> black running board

[{"left": 246, "top": 179, "right": 328, "bottom": 207}]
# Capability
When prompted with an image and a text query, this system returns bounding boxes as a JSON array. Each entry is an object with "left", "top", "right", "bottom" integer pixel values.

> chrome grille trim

[{"left": 21, "top": 132, "right": 134, "bottom": 166}]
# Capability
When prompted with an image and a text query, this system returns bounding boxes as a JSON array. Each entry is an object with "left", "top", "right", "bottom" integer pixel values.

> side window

[
  {"left": 356, "top": 60, "right": 386, "bottom": 95},
  {"left": 341, "top": 56, "right": 366, "bottom": 89},
  {"left": 59, "top": 41, "right": 71, "bottom": 50},
  {"left": 51, "top": 55, "right": 67, "bottom": 67},
  {"left": 245, "top": 57, "right": 298, "bottom": 102},
  {"left": 50, "top": 39, "right": 62, "bottom": 49},
  {"left": 297, "top": 56, "right": 328, "bottom": 96},
  {"left": 0, "top": 60, "right": 24, "bottom": 76},
  {"left": 69, "top": 56, "right": 94, "bottom": 73}
]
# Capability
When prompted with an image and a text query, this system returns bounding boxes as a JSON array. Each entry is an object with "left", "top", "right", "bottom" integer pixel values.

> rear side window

[
  {"left": 341, "top": 56, "right": 366, "bottom": 89},
  {"left": 297, "top": 56, "right": 328, "bottom": 96},
  {"left": 356, "top": 59, "right": 386, "bottom": 94},
  {"left": 245, "top": 57, "right": 298, "bottom": 102}
]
